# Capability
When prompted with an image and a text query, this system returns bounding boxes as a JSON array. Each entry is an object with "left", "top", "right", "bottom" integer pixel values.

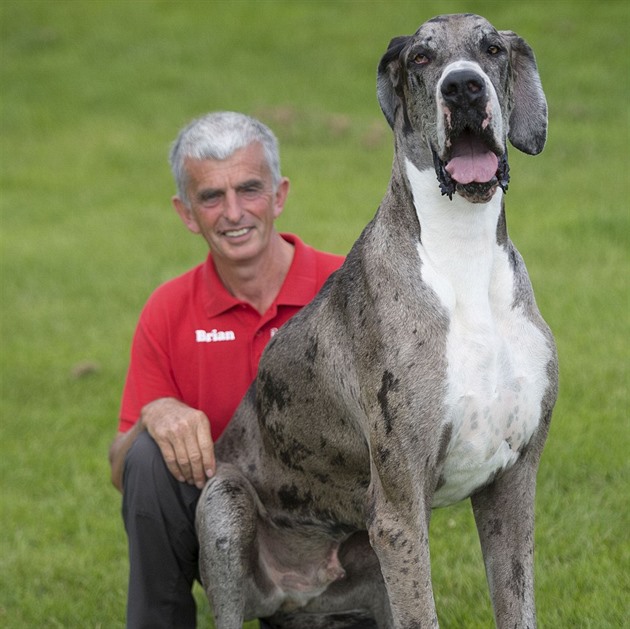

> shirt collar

[{"left": 202, "top": 233, "right": 317, "bottom": 318}]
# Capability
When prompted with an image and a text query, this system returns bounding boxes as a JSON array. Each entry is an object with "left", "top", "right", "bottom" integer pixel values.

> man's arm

[{"left": 109, "top": 397, "right": 216, "bottom": 493}]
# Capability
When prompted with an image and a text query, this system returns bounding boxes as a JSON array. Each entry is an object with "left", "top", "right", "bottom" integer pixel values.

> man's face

[{"left": 173, "top": 142, "right": 289, "bottom": 266}]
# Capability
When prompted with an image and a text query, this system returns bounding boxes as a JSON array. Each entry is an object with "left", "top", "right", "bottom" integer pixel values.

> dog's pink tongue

[{"left": 445, "top": 136, "right": 499, "bottom": 184}]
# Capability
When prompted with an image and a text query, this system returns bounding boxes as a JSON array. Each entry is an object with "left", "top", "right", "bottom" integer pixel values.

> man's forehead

[{"left": 184, "top": 144, "right": 270, "bottom": 186}]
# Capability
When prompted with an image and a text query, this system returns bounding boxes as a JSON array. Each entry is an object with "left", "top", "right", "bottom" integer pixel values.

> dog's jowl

[{"left": 197, "top": 14, "right": 558, "bottom": 629}]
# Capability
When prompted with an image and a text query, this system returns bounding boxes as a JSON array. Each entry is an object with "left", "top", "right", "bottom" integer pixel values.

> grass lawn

[{"left": 1, "top": 1, "right": 628, "bottom": 627}]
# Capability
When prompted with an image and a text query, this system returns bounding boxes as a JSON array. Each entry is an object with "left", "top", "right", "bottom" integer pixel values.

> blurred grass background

[{"left": 1, "top": 1, "right": 628, "bottom": 627}]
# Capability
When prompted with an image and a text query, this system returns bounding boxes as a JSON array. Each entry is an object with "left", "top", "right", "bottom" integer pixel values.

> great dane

[{"left": 197, "top": 13, "right": 558, "bottom": 629}]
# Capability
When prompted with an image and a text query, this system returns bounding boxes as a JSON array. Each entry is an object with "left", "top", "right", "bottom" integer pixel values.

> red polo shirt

[{"left": 118, "top": 234, "right": 344, "bottom": 440}]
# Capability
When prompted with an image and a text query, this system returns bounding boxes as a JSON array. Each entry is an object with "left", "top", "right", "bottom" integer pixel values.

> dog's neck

[{"left": 404, "top": 159, "right": 506, "bottom": 313}]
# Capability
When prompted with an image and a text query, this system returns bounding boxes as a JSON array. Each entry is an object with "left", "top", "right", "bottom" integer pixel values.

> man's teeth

[{"left": 225, "top": 228, "right": 250, "bottom": 237}]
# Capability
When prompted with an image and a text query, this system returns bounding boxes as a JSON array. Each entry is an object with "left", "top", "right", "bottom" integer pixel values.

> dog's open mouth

[{"left": 433, "top": 131, "right": 509, "bottom": 203}]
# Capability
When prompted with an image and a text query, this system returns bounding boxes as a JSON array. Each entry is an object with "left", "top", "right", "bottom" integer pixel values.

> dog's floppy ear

[
  {"left": 501, "top": 31, "right": 548, "bottom": 155},
  {"left": 377, "top": 36, "right": 410, "bottom": 129}
]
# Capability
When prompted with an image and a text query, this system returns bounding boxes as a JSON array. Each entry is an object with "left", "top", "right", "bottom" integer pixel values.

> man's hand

[
  {"left": 140, "top": 398, "right": 216, "bottom": 489},
  {"left": 108, "top": 398, "right": 216, "bottom": 493}
]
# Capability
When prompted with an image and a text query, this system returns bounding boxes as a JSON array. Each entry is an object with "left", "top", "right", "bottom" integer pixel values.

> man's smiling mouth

[{"left": 223, "top": 227, "right": 252, "bottom": 238}]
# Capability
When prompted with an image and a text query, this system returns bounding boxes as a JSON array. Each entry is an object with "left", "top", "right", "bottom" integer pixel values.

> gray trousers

[
  {"left": 122, "top": 432, "right": 274, "bottom": 629},
  {"left": 122, "top": 431, "right": 201, "bottom": 628}
]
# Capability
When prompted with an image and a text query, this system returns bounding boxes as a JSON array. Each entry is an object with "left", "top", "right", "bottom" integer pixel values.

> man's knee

[
  {"left": 124, "top": 430, "right": 164, "bottom": 480},
  {"left": 122, "top": 429, "right": 201, "bottom": 523},
  {"left": 122, "top": 431, "right": 173, "bottom": 517}
]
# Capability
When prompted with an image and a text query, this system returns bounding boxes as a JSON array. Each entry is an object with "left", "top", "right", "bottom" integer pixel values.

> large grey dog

[{"left": 197, "top": 13, "right": 558, "bottom": 629}]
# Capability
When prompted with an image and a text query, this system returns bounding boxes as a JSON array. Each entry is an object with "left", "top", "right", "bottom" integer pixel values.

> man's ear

[
  {"left": 273, "top": 178, "right": 290, "bottom": 219},
  {"left": 172, "top": 197, "right": 201, "bottom": 234}
]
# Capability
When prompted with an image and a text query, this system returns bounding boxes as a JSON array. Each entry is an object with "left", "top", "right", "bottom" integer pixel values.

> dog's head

[{"left": 378, "top": 14, "right": 547, "bottom": 203}]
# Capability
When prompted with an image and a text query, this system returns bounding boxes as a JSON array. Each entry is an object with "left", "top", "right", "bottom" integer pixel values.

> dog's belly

[{"left": 255, "top": 527, "right": 346, "bottom": 613}]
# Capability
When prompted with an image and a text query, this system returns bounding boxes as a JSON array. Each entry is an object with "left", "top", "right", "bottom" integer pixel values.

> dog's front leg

[
  {"left": 366, "top": 466, "right": 438, "bottom": 629},
  {"left": 196, "top": 464, "right": 260, "bottom": 629},
  {"left": 471, "top": 454, "right": 541, "bottom": 628}
]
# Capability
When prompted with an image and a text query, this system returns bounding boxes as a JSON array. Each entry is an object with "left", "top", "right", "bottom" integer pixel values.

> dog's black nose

[{"left": 441, "top": 70, "right": 486, "bottom": 108}]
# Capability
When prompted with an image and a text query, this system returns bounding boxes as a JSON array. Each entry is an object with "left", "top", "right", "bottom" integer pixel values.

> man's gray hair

[{"left": 169, "top": 112, "right": 282, "bottom": 206}]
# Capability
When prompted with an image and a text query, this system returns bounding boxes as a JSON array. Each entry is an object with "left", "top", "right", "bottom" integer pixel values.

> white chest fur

[{"left": 406, "top": 161, "right": 552, "bottom": 507}]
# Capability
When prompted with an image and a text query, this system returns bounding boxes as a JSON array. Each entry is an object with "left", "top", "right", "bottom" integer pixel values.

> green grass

[{"left": 1, "top": 0, "right": 628, "bottom": 627}]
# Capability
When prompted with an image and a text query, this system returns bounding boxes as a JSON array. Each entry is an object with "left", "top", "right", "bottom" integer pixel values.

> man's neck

[{"left": 214, "top": 233, "right": 295, "bottom": 315}]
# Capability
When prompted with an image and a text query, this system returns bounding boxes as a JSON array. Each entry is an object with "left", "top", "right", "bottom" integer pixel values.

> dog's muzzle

[
  {"left": 433, "top": 146, "right": 510, "bottom": 203},
  {"left": 435, "top": 68, "right": 510, "bottom": 203}
]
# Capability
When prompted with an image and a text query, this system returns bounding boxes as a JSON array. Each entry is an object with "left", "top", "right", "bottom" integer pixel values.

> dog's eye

[
  {"left": 487, "top": 45, "right": 502, "bottom": 55},
  {"left": 412, "top": 53, "right": 430, "bottom": 66}
]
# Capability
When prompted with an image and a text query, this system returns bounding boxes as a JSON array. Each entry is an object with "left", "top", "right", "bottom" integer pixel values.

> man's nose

[{"left": 223, "top": 190, "right": 243, "bottom": 222}]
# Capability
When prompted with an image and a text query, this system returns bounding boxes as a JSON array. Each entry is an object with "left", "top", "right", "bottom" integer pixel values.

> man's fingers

[
  {"left": 159, "top": 440, "right": 186, "bottom": 483},
  {"left": 183, "top": 430, "right": 208, "bottom": 489},
  {"left": 154, "top": 425, "right": 194, "bottom": 485},
  {"left": 196, "top": 422, "right": 216, "bottom": 480},
  {"left": 175, "top": 439, "right": 196, "bottom": 484},
  {"left": 181, "top": 422, "right": 215, "bottom": 489},
  {"left": 141, "top": 399, "right": 213, "bottom": 488}
]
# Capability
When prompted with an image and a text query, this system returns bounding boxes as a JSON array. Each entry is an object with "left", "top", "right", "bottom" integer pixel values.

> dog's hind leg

[{"left": 196, "top": 464, "right": 261, "bottom": 629}]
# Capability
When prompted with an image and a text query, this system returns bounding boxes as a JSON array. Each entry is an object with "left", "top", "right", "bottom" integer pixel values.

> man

[{"left": 109, "top": 112, "right": 345, "bottom": 628}]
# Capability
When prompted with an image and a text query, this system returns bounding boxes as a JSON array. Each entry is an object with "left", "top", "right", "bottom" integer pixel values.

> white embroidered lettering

[{"left": 195, "top": 329, "right": 236, "bottom": 343}]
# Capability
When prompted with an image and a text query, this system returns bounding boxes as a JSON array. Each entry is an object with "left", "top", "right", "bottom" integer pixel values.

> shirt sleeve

[{"left": 118, "top": 299, "right": 182, "bottom": 433}]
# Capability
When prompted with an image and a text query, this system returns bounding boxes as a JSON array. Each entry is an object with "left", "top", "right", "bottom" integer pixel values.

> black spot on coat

[{"left": 377, "top": 370, "right": 400, "bottom": 434}]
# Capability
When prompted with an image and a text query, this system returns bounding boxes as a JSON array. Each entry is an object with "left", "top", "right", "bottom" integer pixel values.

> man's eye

[
  {"left": 240, "top": 187, "right": 262, "bottom": 198},
  {"left": 199, "top": 193, "right": 221, "bottom": 206}
]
